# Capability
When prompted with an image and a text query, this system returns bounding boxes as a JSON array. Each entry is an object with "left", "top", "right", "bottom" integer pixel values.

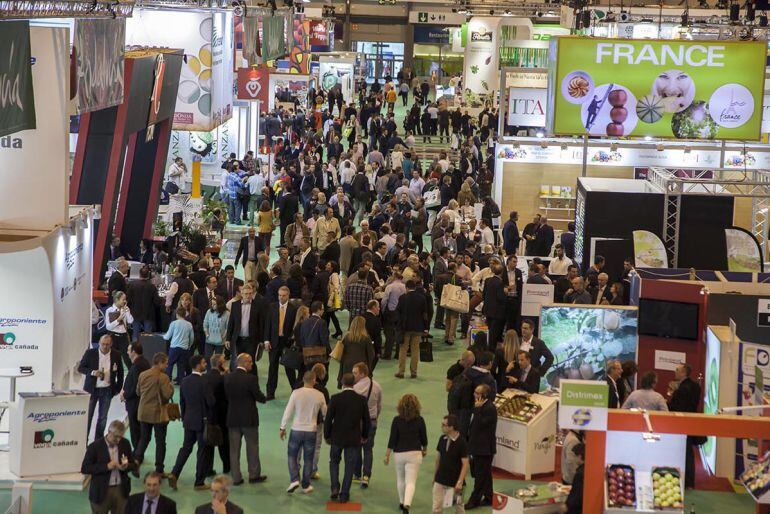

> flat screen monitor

[{"left": 638, "top": 299, "right": 699, "bottom": 340}]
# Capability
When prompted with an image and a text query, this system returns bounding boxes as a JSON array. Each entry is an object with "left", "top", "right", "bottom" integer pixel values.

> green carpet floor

[
  {"left": 4, "top": 94, "right": 757, "bottom": 513},
  {"left": 4, "top": 313, "right": 757, "bottom": 513}
]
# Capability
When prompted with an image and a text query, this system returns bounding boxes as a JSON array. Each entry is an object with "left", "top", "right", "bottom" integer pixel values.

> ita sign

[{"left": 558, "top": 379, "right": 609, "bottom": 431}]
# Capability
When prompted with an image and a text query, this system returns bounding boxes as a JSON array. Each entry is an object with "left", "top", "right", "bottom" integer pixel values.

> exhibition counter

[
  {"left": 493, "top": 391, "right": 558, "bottom": 479},
  {"left": 493, "top": 483, "right": 569, "bottom": 514}
]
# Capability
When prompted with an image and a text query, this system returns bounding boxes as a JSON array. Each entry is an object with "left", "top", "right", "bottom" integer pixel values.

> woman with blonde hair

[
  {"left": 338, "top": 315, "right": 374, "bottom": 387},
  {"left": 384, "top": 394, "right": 428, "bottom": 514},
  {"left": 255, "top": 251, "right": 270, "bottom": 278},
  {"left": 495, "top": 329, "right": 521, "bottom": 392},
  {"left": 257, "top": 199, "right": 275, "bottom": 253},
  {"left": 457, "top": 181, "right": 476, "bottom": 207},
  {"left": 443, "top": 199, "right": 461, "bottom": 234}
]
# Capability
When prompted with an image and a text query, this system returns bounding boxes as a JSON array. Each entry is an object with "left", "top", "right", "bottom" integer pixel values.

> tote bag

[{"left": 440, "top": 283, "right": 469, "bottom": 314}]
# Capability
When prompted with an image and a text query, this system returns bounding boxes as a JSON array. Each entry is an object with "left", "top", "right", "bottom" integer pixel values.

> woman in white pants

[{"left": 384, "top": 394, "right": 428, "bottom": 514}]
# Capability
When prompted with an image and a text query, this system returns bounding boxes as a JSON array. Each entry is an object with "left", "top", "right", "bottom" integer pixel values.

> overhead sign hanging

[
  {"left": 558, "top": 379, "right": 609, "bottom": 431},
  {"left": 0, "top": 21, "right": 35, "bottom": 137},
  {"left": 548, "top": 37, "right": 766, "bottom": 141},
  {"left": 72, "top": 19, "right": 125, "bottom": 114},
  {"left": 262, "top": 14, "right": 287, "bottom": 62}
]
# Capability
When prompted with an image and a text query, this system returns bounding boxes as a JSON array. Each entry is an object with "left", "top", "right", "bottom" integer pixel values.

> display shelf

[
  {"left": 539, "top": 207, "right": 575, "bottom": 211},
  {"left": 539, "top": 195, "right": 577, "bottom": 200},
  {"left": 740, "top": 451, "right": 770, "bottom": 504}
]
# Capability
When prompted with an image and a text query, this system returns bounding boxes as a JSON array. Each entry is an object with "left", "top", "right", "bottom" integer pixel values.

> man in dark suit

[
  {"left": 235, "top": 226, "right": 265, "bottom": 283},
  {"left": 277, "top": 184, "right": 300, "bottom": 246},
  {"left": 126, "top": 267, "right": 161, "bottom": 339},
  {"left": 224, "top": 353, "right": 267, "bottom": 486},
  {"left": 190, "top": 262, "right": 210, "bottom": 290},
  {"left": 169, "top": 355, "right": 215, "bottom": 490},
  {"left": 465, "top": 384, "right": 497, "bottom": 510},
  {"left": 324, "top": 373, "right": 371, "bottom": 503},
  {"left": 606, "top": 360, "right": 622, "bottom": 409},
  {"left": 482, "top": 262, "right": 508, "bottom": 347},
  {"left": 203, "top": 354, "right": 230, "bottom": 476},
  {"left": 519, "top": 319, "right": 554, "bottom": 377},
  {"left": 370, "top": 242, "right": 388, "bottom": 279},
  {"left": 263, "top": 286, "right": 299, "bottom": 400},
  {"left": 122, "top": 342, "right": 150, "bottom": 449},
  {"left": 79, "top": 334, "right": 125, "bottom": 439},
  {"left": 215, "top": 266, "right": 243, "bottom": 303},
  {"left": 589, "top": 272, "right": 613, "bottom": 305},
  {"left": 81, "top": 420, "right": 137, "bottom": 514},
  {"left": 138, "top": 239, "right": 154, "bottom": 267},
  {"left": 193, "top": 275, "right": 218, "bottom": 320},
  {"left": 506, "top": 351, "right": 541, "bottom": 394},
  {"left": 395, "top": 280, "right": 430, "bottom": 379},
  {"left": 669, "top": 363, "right": 702, "bottom": 488},
  {"left": 224, "top": 283, "right": 265, "bottom": 374},
  {"left": 502, "top": 255, "right": 523, "bottom": 331},
  {"left": 298, "top": 238, "right": 319, "bottom": 282},
  {"left": 124, "top": 471, "right": 177, "bottom": 514},
  {"left": 364, "top": 300, "right": 383, "bottom": 367},
  {"left": 194, "top": 476, "right": 244, "bottom": 514},
  {"left": 108, "top": 260, "right": 129, "bottom": 299},
  {"left": 534, "top": 216, "right": 554, "bottom": 256}
]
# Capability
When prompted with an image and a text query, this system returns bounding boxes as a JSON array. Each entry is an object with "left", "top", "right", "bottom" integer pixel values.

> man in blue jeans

[
  {"left": 280, "top": 371, "right": 327, "bottom": 494},
  {"left": 352, "top": 362, "right": 382, "bottom": 488},
  {"left": 324, "top": 373, "right": 371, "bottom": 503}
]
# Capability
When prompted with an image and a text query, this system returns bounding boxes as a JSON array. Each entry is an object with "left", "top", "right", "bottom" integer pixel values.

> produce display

[
  {"left": 494, "top": 394, "right": 542, "bottom": 423},
  {"left": 652, "top": 467, "right": 684, "bottom": 509},
  {"left": 740, "top": 452, "right": 770, "bottom": 499},
  {"left": 606, "top": 465, "right": 636, "bottom": 508}
]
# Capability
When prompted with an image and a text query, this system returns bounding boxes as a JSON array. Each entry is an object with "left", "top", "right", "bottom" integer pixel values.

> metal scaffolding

[{"left": 645, "top": 167, "right": 770, "bottom": 267}]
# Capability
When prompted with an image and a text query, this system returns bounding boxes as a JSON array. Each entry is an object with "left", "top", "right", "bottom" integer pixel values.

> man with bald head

[
  {"left": 224, "top": 353, "right": 267, "bottom": 486},
  {"left": 563, "top": 276, "right": 592, "bottom": 304}
]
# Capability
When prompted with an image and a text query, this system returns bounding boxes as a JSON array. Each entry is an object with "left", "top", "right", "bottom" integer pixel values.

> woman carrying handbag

[{"left": 325, "top": 261, "right": 343, "bottom": 338}]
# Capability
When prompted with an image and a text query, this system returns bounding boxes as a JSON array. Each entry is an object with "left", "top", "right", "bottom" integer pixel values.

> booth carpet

[{"left": 0, "top": 312, "right": 756, "bottom": 513}]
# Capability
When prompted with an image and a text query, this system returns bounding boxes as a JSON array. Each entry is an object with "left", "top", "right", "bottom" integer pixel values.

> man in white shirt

[
  {"left": 408, "top": 169, "right": 425, "bottom": 201},
  {"left": 246, "top": 171, "right": 266, "bottom": 224},
  {"left": 280, "top": 371, "right": 327, "bottom": 494},
  {"left": 351, "top": 363, "right": 382, "bottom": 488},
  {"left": 548, "top": 244, "right": 573, "bottom": 276},
  {"left": 478, "top": 219, "right": 495, "bottom": 247},
  {"left": 168, "top": 157, "right": 187, "bottom": 193},
  {"left": 105, "top": 291, "right": 134, "bottom": 370}
]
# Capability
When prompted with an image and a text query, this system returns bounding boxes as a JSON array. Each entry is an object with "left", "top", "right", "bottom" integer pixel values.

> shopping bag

[
  {"left": 423, "top": 188, "right": 441, "bottom": 209},
  {"left": 330, "top": 339, "right": 344, "bottom": 361},
  {"left": 440, "top": 283, "right": 470, "bottom": 314},
  {"left": 419, "top": 335, "right": 433, "bottom": 362}
]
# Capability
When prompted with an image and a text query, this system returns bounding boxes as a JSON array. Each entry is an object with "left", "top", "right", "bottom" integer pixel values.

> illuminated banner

[
  {"left": 0, "top": 21, "right": 35, "bottom": 137},
  {"left": 548, "top": 37, "right": 766, "bottom": 141}
]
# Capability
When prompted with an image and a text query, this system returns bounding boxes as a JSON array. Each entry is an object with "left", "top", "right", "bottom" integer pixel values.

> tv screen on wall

[{"left": 638, "top": 299, "right": 699, "bottom": 340}]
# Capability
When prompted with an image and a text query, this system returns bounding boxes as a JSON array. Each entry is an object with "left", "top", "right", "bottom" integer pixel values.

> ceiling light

[
  {"left": 644, "top": 135, "right": 653, "bottom": 141},
  {"left": 536, "top": 131, "right": 544, "bottom": 138}
]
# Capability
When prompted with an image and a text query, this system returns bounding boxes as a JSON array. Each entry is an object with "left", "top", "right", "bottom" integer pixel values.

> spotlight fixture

[
  {"left": 489, "top": 9, "right": 494, "bottom": 15},
  {"left": 700, "top": 286, "right": 710, "bottom": 295},
  {"left": 536, "top": 130, "right": 544, "bottom": 138},
  {"left": 644, "top": 135, "right": 653, "bottom": 141}
]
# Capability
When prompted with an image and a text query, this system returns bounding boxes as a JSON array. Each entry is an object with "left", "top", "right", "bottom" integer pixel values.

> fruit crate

[
  {"left": 605, "top": 464, "right": 637, "bottom": 511},
  {"left": 651, "top": 467, "right": 684, "bottom": 510}
]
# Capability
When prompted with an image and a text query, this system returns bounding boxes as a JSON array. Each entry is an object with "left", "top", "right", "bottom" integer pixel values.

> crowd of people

[{"left": 82, "top": 77, "right": 701, "bottom": 514}]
